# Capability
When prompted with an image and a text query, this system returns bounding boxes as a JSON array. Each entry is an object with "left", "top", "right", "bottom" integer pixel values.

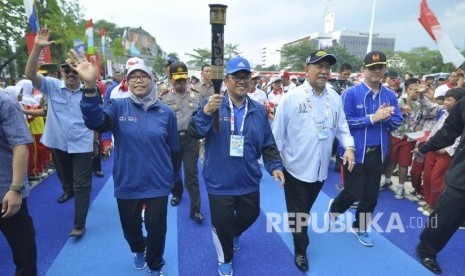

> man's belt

[
  {"left": 179, "top": 131, "right": 187, "bottom": 136},
  {"left": 365, "top": 146, "right": 380, "bottom": 153}
]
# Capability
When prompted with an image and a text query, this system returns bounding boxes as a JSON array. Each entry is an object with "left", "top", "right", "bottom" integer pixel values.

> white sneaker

[
  {"left": 394, "top": 187, "right": 405, "bottom": 199},
  {"left": 405, "top": 191, "right": 420, "bottom": 202},
  {"left": 417, "top": 200, "right": 428, "bottom": 206},
  {"left": 326, "top": 199, "right": 337, "bottom": 231},
  {"left": 422, "top": 207, "right": 433, "bottom": 216}
]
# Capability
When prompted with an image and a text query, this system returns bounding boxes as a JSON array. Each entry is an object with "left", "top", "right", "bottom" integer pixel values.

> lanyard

[
  {"left": 228, "top": 96, "right": 248, "bottom": 136},
  {"left": 304, "top": 87, "right": 330, "bottom": 123}
]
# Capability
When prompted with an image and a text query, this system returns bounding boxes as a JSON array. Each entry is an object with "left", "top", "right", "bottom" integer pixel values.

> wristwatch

[
  {"left": 345, "top": 146, "right": 356, "bottom": 152},
  {"left": 9, "top": 184, "right": 25, "bottom": 194}
]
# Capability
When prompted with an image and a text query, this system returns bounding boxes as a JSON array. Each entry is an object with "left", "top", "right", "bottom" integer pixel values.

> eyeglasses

[
  {"left": 228, "top": 74, "right": 251, "bottom": 83},
  {"left": 127, "top": 74, "right": 150, "bottom": 83},
  {"left": 63, "top": 68, "right": 78, "bottom": 75}
]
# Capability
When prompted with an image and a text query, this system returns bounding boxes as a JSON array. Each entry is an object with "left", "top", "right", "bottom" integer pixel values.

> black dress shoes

[
  {"left": 294, "top": 252, "right": 309, "bottom": 272},
  {"left": 69, "top": 227, "right": 86, "bottom": 238},
  {"left": 416, "top": 246, "right": 442, "bottom": 274},
  {"left": 58, "top": 192, "right": 74, "bottom": 204},
  {"left": 190, "top": 211, "right": 204, "bottom": 223},
  {"left": 170, "top": 196, "right": 181, "bottom": 206}
]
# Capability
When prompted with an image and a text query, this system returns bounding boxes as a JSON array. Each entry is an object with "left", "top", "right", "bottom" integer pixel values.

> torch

[{"left": 209, "top": 4, "right": 227, "bottom": 132}]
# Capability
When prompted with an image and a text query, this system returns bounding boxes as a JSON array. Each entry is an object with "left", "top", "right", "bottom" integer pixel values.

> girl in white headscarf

[{"left": 16, "top": 80, "right": 50, "bottom": 181}]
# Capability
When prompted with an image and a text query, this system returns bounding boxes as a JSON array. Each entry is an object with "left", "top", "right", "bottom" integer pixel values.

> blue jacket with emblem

[
  {"left": 188, "top": 94, "right": 283, "bottom": 196},
  {"left": 81, "top": 95, "right": 180, "bottom": 199},
  {"left": 338, "top": 83, "right": 403, "bottom": 163}
]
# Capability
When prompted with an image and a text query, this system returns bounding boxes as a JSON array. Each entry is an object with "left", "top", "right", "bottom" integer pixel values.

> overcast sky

[{"left": 78, "top": 0, "right": 465, "bottom": 66}]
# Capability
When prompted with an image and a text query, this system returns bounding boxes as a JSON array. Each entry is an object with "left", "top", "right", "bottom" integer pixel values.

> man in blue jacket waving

[{"left": 188, "top": 56, "right": 285, "bottom": 276}]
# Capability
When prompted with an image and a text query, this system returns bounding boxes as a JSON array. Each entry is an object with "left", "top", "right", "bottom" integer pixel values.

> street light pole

[{"left": 367, "top": 0, "right": 376, "bottom": 53}]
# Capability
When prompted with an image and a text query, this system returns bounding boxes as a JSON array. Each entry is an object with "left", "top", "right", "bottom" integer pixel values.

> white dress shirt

[{"left": 272, "top": 80, "right": 354, "bottom": 183}]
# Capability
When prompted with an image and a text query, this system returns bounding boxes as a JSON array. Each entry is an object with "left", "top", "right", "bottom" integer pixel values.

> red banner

[
  {"left": 25, "top": 33, "right": 52, "bottom": 64},
  {"left": 418, "top": 0, "right": 440, "bottom": 41},
  {"left": 86, "top": 54, "right": 102, "bottom": 80}
]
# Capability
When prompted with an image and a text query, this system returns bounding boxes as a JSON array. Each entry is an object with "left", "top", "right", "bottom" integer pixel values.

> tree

[
  {"left": 185, "top": 48, "right": 211, "bottom": 67},
  {"left": 111, "top": 37, "right": 125, "bottom": 71},
  {"left": 280, "top": 41, "right": 316, "bottom": 71},
  {"left": 152, "top": 55, "right": 167, "bottom": 78},
  {"left": 94, "top": 20, "right": 124, "bottom": 48},
  {"left": 167, "top": 52, "right": 180, "bottom": 62},
  {"left": 224, "top": 43, "right": 241, "bottom": 63},
  {"left": 385, "top": 51, "right": 408, "bottom": 78},
  {"left": 325, "top": 45, "right": 362, "bottom": 71},
  {"left": 37, "top": 0, "right": 85, "bottom": 63},
  {"left": 0, "top": 0, "right": 26, "bottom": 80}
]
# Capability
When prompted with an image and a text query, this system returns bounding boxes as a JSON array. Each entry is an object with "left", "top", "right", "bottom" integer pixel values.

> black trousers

[
  {"left": 283, "top": 170, "right": 324, "bottom": 255},
  {"left": 0, "top": 199, "right": 37, "bottom": 276},
  {"left": 209, "top": 191, "right": 260, "bottom": 263},
  {"left": 331, "top": 148, "right": 384, "bottom": 230},
  {"left": 92, "top": 135, "right": 102, "bottom": 173},
  {"left": 417, "top": 185, "right": 465, "bottom": 258},
  {"left": 51, "top": 149, "right": 92, "bottom": 229},
  {"left": 171, "top": 133, "right": 201, "bottom": 213},
  {"left": 117, "top": 196, "right": 168, "bottom": 271}
]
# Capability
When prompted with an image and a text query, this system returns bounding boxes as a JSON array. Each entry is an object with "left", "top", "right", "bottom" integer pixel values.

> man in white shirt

[
  {"left": 272, "top": 50, "right": 355, "bottom": 272},
  {"left": 247, "top": 70, "right": 268, "bottom": 108},
  {"left": 280, "top": 69, "right": 297, "bottom": 93}
]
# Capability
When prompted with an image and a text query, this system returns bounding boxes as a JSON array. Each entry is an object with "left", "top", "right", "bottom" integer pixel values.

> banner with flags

[
  {"left": 73, "top": 39, "right": 86, "bottom": 58},
  {"left": 85, "top": 19, "right": 94, "bottom": 54},
  {"left": 23, "top": 0, "right": 39, "bottom": 33},
  {"left": 418, "top": 0, "right": 465, "bottom": 68}
]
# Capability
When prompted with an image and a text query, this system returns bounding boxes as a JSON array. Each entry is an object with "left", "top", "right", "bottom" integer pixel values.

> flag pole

[{"left": 367, "top": 0, "right": 376, "bottom": 53}]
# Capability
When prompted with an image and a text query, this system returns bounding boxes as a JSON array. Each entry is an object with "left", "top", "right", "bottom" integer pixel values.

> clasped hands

[{"left": 372, "top": 104, "right": 394, "bottom": 123}]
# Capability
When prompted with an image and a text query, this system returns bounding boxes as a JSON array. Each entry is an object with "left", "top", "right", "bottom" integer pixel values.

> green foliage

[
  {"left": 280, "top": 42, "right": 362, "bottom": 72},
  {"left": 94, "top": 20, "right": 124, "bottom": 48},
  {"left": 185, "top": 44, "right": 241, "bottom": 67},
  {"left": 152, "top": 55, "right": 167, "bottom": 77},
  {"left": 224, "top": 43, "right": 241, "bottom": 63},
  {"left": 0, "top": 0, "right": 26, "bottom": 79},
  {"left": 111, "top": 37, "right": 124, "bottom": 69},
  {"left": 39, "top": 0, "right": 86, "bottom": 63},
  {"left": 185, "top": 48, "right": 211, "bottom": 67},
  {"left": 325, "top": 45, "right": 362, "bottom": 71},
  {"left": 280, "top": 41, "right": 316, "bottom": 71},
  {"left": 167, "top": 53, "right": 180, "bottom": 62}
]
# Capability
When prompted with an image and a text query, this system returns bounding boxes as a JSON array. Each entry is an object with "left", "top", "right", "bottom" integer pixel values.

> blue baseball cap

[{"left": 226, "top": 56, "right": 251, "bottom": 74}]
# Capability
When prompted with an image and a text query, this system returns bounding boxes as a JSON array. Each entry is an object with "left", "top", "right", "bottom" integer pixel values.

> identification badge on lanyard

[
  {"left": 316, "top": 121, "right": 329, "bottom": 140},
  {"left": 230, "top": 135, "right": 244, "bottom": 157}
]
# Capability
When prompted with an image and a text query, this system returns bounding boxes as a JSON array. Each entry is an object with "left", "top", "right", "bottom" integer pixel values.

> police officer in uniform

[
  {"left": 160, "top": 61, "right": 204, "bottom": 223},
  {"left": 157, "top": 59, "right": 174, "bottom": 98}
]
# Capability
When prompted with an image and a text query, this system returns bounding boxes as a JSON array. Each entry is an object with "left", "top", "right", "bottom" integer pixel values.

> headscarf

[
  {"left": 126, "top": 63, "right": 158, "bottom": 110},
  {"left": 16, "top": 79, "right": 40, "bottom": 107},
  {"left": 4, "top": 86, "right": 22, "bottom": 102}
]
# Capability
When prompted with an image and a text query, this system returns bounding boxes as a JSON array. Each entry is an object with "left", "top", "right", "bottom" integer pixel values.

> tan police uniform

[
  {"left": 194, "top": 81, "right": 215, "bottom": 102},
  {"left": 160, "top": 86, "right": 202, "bottom": 215},
  {"left": 157, "top": 78, "right": 172, "bottom": 98}
]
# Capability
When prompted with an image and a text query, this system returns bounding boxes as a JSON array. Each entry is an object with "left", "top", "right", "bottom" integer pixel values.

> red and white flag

[
  {"left": 418, "top": 0, "right": 464, "bottom": 68},
  {"left": 85, "top": 19, "right": 94, "bottom": 55}
]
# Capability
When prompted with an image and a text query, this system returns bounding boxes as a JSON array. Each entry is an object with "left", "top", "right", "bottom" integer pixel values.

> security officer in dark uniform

[{"left": 160, "top": 61, "right": 204, "bottom": 223}]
